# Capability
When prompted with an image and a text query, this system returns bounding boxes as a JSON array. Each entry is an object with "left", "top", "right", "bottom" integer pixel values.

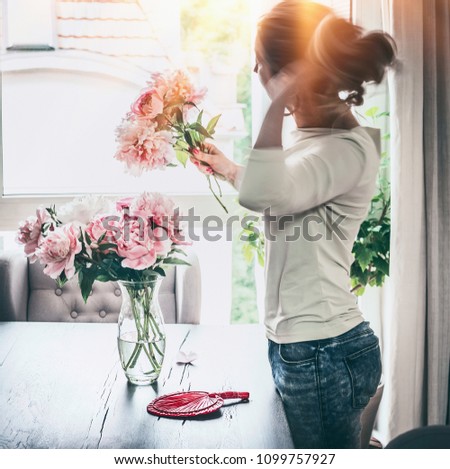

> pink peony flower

[
  {"left": 151, "top": 226, "right": 172, "bottom": 257},
  {"left": 116, "top": 217, "right": 157, "bottom": 270},
  {"left": 116, "top": 197, "right": 134, "bottom": 212},
  {"left": 131, "top": 192, "right": 174, "bottom": 223},
  {"left": 130, "top": 192, "right": 192, "bottom": 246},
  {"left": 130, "top": 88, "right": 164, "bottom": 119},
  {"left": 85, "top": 215, "right": 122, "bottom": 257},
  {"left": 16, "top": 208, "right": 51, "bottom": 263},
  {"left": 37, "top": 224, "right": 82, "bottom": 280},
  {"left": 115, "top": 192, "right": 191, "bottom": 270},
  {"left": 114, "top": 120, "right": 175, "bottom": 175},
  {"left": 150, "top": 70, "right": 206, "bottom": 106}
]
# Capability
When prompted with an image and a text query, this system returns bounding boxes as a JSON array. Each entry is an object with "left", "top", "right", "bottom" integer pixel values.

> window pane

[
  {"left": 5, "top": 0, "right": 55, "bottom": 49},
  {"left": 1, "top": 0, "right": 247, "bottom": 196}
]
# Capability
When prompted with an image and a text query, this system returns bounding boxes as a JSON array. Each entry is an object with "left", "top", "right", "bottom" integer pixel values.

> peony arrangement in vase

[
  {"left": 114, "top": 69, "right": 227, "bottom": 212},
  {"left": 16, "top": 192, "right": 191, "bottom": 385}
]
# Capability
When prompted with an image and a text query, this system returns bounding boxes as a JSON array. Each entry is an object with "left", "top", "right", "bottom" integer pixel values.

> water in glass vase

[
  {"left": 117, "top": 277, "right": 166, "bottom": 385},
  {"left": 118, "top": 331, "right": 166, "bottom": 385}
]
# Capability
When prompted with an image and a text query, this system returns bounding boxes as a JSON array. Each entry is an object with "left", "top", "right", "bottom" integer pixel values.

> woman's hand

[
  {"left": 190, "top": 142, "right": 241, "bottom": 185},
  {"left": 264, "top": 60, "right": 306, "bottom": 107},
  {"left": 254, "top": 61, "right": 306, "bottom": 149}
]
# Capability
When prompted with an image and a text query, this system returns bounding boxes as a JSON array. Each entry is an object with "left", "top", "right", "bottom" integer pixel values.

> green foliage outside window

[{"left": 180, "top": 0, "right": 255, "bottom": 323}]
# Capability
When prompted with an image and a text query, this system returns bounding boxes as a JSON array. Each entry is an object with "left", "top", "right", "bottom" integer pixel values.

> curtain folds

[
  {"left": 423, "top": 0, "right": 450, "bottom": 426},
  {"left": 378, "top": 0, "right": 450, "bottom": 442}
]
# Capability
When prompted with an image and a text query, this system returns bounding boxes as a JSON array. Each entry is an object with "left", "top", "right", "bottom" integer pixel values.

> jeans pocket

[
  {"left": 278, "top": 341, "right": 318, "bottom": 365},
  {"left": 344, "top": 341, "right": 382, "bottom": 409}
]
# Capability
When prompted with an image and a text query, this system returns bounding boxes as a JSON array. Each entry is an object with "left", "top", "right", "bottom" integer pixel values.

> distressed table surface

[{"left": 0, "top": 322, "right": 293, "bottom": 449}]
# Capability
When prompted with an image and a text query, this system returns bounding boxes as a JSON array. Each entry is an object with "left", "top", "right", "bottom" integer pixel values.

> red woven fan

[{"left": 147, "top": 391, "right": 250, "bottom": 418}]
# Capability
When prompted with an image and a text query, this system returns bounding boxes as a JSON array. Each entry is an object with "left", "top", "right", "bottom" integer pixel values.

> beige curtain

[
  {"left": 378, "top": 0, "right": 450, "bottom": 443},
  {"left": 379, "top": 0, "right": 427, "bottom": 442}
]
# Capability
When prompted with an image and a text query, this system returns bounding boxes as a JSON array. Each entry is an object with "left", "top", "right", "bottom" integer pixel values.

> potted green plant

[{"left": 350, "top": 107, "right": 391, "bottom": 296}]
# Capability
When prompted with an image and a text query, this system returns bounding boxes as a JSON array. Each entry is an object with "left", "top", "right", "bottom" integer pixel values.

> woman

[{"left": 191, "top": 1, "right": 396, "bottom": 449}]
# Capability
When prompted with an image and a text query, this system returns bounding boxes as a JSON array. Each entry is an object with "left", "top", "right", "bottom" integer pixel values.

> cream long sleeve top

[{"left": 235, "top": 126, "right": 381, "bottom": 343}]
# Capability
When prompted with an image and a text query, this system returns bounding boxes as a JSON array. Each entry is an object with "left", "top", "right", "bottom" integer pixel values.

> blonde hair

[{"left": 257, "top": 0, "right": 397, "bottom": 108}]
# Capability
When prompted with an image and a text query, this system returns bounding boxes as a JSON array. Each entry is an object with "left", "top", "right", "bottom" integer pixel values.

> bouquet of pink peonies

[
  {"left": 114, "top": 70, "right": 227, "bottom": 212},
  {"left": 16, "top": 192, "right": 191, "bottom": 302}
]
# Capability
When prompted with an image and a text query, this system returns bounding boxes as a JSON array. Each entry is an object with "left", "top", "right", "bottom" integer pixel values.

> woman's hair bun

[{"left": 308, "top": 14, "right": 397, "bottom": 106}]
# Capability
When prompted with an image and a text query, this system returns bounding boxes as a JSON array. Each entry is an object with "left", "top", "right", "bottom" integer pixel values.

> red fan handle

[{"left": 214, "top": 392, "right": 250, "bottom": 400}]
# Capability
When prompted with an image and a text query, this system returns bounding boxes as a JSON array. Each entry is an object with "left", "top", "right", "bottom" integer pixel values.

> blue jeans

[{"left": 268, "top": 321, "right": 382, "bottom": 449}]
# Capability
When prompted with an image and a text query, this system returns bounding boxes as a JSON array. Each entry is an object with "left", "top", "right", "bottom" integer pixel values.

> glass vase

[{"left": 117, "top": 277, "right": 166, "bottom": 385}]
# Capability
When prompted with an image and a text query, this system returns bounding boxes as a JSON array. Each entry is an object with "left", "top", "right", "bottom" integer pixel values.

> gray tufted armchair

[{"left": 0, "top": 248, "right": 201, "bottom": 324}]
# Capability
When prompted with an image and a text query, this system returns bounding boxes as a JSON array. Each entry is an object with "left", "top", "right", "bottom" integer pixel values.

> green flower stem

[
  {"left": 148, "top": 314, "right": 165, "bottom": 357},
  {"left": 207, "top": 175, "right": 228, "bottom": 214},
  {"left": 122, "top": 282, "right": 162, "bottom": 374},
  {"left": 141, "top": 342, "right": 160, "bottom": 370},
  {"left": 213, "top": 174, "right": 223, "bottom": 197},
  {"left": 127, "top": 289, "right": 147, "bottom": 370},
  {"left": 124, "top": 343, "right": 142, "bottom": 370}
]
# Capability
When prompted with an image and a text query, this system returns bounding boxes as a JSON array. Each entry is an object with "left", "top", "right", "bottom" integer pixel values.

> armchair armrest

[{"left": 0, "top": 250, "right": 29, "bottom": 321}]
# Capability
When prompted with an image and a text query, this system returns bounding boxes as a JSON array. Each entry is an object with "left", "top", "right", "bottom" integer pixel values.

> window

[
  {"left": 1, "top": 0, "right": 246, "bottom": 197},
  {"left": 0, "top": 0, "right": 252, "bottom": 326},
  {"left": 1, "top": 0, "right": 388, "bottom": 328},
  {"left": 4, "top": 0, "right": 55, "bottom": 50}
]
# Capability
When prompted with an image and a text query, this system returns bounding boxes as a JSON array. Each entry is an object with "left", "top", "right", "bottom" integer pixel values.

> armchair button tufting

[
  {"left": 55, "top": 288, "right": 62, "bottom": 296},
  {"left": 99, "top": 310, "right": 107, "bottom": 318},
  {"left": 70, "top": 311, "right": 78, "bottom": 319},
  {"left": 114, "top": 289, "right": 121, "bottom": 297}
]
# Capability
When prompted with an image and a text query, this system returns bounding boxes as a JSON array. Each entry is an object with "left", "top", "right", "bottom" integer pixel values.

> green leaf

[
  {"left": 96, "top": 274, "right": 111, "bottom": 282},
  {"left": 357, "top": 246, "right": 374, "bottom": 270},
  {"left": 162, "top": 258, "right": 191, "bottom": 266},
  {"left": 176, "top": 150, "right": 189, "bottom": 168},
  {"left": 98, "top": 243, "right": 117, "bottom": 251},
  {"left": 97, "top": 232, "right": 107, "bottom": 244},
  {"left": 365, "top": 106, "right": 379, "bottom": 118},
  {"left": 242, "top": 243, "right": 255, "bottom": 264},
  {"left": 170, "top": 247, "right": 188, "bottom": 256},
  {"left": 257, "top": 250, "right": 265, "bottom": 267},
  {"left": 85, "top": 231, "right": 92, "bottom": 246},
  {"left": 196, "top": 109, "right": 204, "bottom": 124},
  {"left": 372, "top": 256, "right": 390, "bottom": 276},
  {"left": 152, "top": 266, "right": 166, "bottom": 277},
  {"left": 175, "top": 139, "right": 190, "bottom": 150},
  {"left": 56, "top": 271, "right": 68, "bottom": 289},
  {"left": 191, "top": 122, "right": 213, "bottom": 139},
  {"left": 206, "top": 114, "right": 221, "bottom": 135},
  {"left": 78, "top": 268, "right": 97, "bottom": 303},
  {"left": 376, "top": 111, "right": 390, "bottom": 118},
  {"left": 166, "top": 163, "right": 178, "bottom": 167},
  {"left": 368, "top": 275, "right": 377, "bottom": 287},
  {"left": 375, "top": 270, "right": 385, "bottom": 285},
  {"left": 184, "top": 101, "right": 199, "bottom": 109},
  {"left": 184, "top": 131, "right": 194, "bottom": 148}
]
